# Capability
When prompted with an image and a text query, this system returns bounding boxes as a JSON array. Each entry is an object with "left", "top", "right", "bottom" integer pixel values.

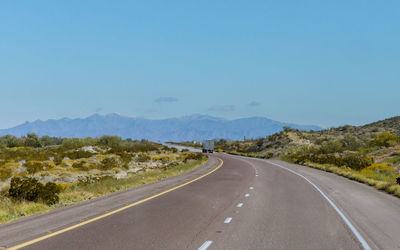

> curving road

[{"left": 1, "top": 154, "right": 400, "bottom": 249}]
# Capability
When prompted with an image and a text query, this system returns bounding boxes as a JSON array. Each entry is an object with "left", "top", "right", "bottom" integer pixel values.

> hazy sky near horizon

[{"left": 1, "top": 1, "right": 399, "bottom": 129}]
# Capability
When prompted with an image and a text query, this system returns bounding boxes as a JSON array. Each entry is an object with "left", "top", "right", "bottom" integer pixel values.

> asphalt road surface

[{"left": 1, "top": 153, "right": 400, "bottom": 249}]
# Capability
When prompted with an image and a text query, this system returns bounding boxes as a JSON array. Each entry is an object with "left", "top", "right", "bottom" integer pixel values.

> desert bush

[
  {"left": 319, "top": 140, "right": 344, "bottom": 154},
  {"left": 72, "top": 161, "right": 89, "bottom": 171},
  {"left": 286, "top": 146, "right": 372, "bottom": 170},
  {"left": 77, "top": 175, "right": 100, "bottom": 185},
  {"left": 77, "top": 175, "right": 114, "bottom": 186},
  {"left": 24, "top": 133, "right": 42, "bottom": 148},
  {"left": 340, "top": 134, "right": 364, "bottom": 150},
  {"left": 371, "top": 132, "right": 399, "bottom": 147},
  {"left": 8, "top": 177, "right": 61, "bottom": 205},
  {"left": 342, "top": 154, "right": 373, "bottom": 170},
  {"left": 360, "top": 164, "right": 396, "bottom": 182},
  {"left": 100, "top": 157, "right": 119, "bottom": 170},
  {"left": 39, "top": 136, "right": 63, "bottom": 146},
  {"left": 62, "top": 150, "right": 95, "bottom": 160},
  {"left": 183, "top": 153, "right": 203, "bottom": 162},
  {"left": 0, "top": 166, "right": 12, "bottom": 181},
  {"left": 152, "top": 155, "right": 173, "bottom": 163},
  {"left": 108, "top": 143, "right": 157, "bottom": 154},
  {"left": 0, "top": 147, "right": 57, "bottom": 162},
  {"left": 61, "top": 138, "right": 91, "bottom": 149},
  {"left": 136, "top": 153, "right": 151, "bottom": 162},
  {"left": 98, "top": 136, "right": 123, "bottom": 148},
  {"left": 265, "top": 152, "right": 274, "bottom": 158},
  {"left": 0, "top": 135, "right": 23, "bottom": 147},
  {"left": 40, "top": 182, "right": 61, "bottom": 205},
  {"left": 25, "top": 161, "right": 44, "bottom": 174},
  {"left": 54, "top": 155, "right": 63, "bottom": 165},
  {"left": 117, "top": 152, "right": 132, "bottom": 164}
]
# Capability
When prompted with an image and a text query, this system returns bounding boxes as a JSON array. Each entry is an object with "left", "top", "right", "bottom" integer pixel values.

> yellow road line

[{"left": 8, "top": 158, "right": 224, "bottom": 250}]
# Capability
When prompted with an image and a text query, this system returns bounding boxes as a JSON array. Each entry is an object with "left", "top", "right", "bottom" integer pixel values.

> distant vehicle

[{"left": 202, "top": 140, "right": 214, "bottom": 153}]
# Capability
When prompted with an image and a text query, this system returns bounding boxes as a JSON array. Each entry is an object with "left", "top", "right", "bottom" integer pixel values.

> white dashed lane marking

[
  {"left": 236, "top": 203, "right": 243, "bottom": 208},
  {"left": 224, "top": 217, "right": 232, "bottom": 224},
  {"left": 198, "top": 240, "right": 213, "bottom": 250},
  {"left": 245, "top": 193, "right": 250, "bottom": 198},
  {"left": 249, "top": 187, "right": 254, "bottom": 190}
]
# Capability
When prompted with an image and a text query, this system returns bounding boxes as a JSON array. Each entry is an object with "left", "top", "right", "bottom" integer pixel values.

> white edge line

[
  {"left": 198, "top": 240, "right": 213, "bottom": 250},
  {"left": 266, "top": 161, "right": 371, "bottom": 250},
  {"left": 224, "top": 217, "right": 232, "bottom": 223}
]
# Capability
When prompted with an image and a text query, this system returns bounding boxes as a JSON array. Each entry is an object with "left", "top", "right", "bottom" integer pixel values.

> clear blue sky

[{"left": 1, "top": 0, "right": 399, "bottom": 129}]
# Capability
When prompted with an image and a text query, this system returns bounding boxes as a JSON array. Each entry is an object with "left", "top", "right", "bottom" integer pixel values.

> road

[{"left": 1, "top": 153, "right": 400, "bottom": 249}]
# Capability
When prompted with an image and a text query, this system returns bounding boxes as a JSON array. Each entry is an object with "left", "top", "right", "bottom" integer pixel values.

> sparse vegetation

[
  {"left": 0, "top": 134, "right": 207, "bottom": 223},
  {"left": 172, "top": 116, "right": 400, "bottom": 198},
  {"left": 8, "top": 177, "right": 61, "bottom": 205}
]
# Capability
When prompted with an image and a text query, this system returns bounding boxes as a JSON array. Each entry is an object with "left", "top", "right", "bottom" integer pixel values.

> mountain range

[{"left": 0, "top": 114, "right": 322, "bottom": 141}]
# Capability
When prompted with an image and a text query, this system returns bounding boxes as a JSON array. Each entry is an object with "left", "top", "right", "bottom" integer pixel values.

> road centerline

[{"left": 8, "top": 158, "right": 224, "bottom": 250}]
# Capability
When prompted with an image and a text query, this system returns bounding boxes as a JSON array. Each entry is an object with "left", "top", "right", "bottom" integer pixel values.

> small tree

[
  {"left": 320, "top": 140, "right": 344, "bottom": 154},
  {"left": 98, "top": 135, "right": 122, "bottom": 147},
  {"left": 340, "top": 134, "right": 362, "bottom": 151},
  {"left": 25, "top": 133, "right": 42, "bottom": 148}
]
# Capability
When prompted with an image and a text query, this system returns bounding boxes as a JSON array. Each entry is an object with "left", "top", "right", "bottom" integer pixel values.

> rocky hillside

[{"left": 215, "top": 116, "right": 400, "bottom": 171}]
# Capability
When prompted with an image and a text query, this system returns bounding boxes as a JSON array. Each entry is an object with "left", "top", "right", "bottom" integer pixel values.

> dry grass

[
  {"left": 303, "top": 162, "right": 400, "bottom": 198},
  {"left": 0, "top": 158, "right": 207, "bottom": 224}
]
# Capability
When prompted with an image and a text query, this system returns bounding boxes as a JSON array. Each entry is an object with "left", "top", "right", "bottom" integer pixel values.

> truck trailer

[{"left": 202, "top": 140, "right": 214, "bottom": 153}]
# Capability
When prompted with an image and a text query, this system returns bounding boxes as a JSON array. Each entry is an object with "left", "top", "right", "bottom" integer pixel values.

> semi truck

[{"left": 202, "top": 140, "right": 214, "bottom": 153}]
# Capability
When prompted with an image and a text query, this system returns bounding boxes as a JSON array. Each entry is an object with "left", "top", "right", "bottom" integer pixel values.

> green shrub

[
  {"left": 342, "top": 154, "right": 373, "bottom": 170},
  {"left": 0, "top": 167, "right": 12, "bottom": 181},
  {"left": 63, "top": 150, "right": 94, "bottom": 160},
  {"left": 136, "top": 153, "right": 151, "bottom": 162},
  {"left": 360, "top": 164, "right": 396, "bottom": 182},
  {"left": 1, "top": 135, "right": 23, "bottom": 147},
  {"left": 24, "top": 133, "right": 42, "bottom": 148},
  {"left": 54, "top": 155, "right": 63, "bottom": 165},
  {"left": 340, "top": 134, "right": 363, "bottom": 150},
  {"left": 371, "top": 132, "right": 399, "bottom": 147},
  {"left": 286, "top": 146, "right": 372, "bottom": 170},
  {"left": 265, "top": 152, "right": 274, "bottom": 158},
  {"left": 319, "top": 140, "right": 344, "bottom": 154},
  {"left": 116, "top": 152, "right": 132, "bottom": 164},
  {"left": 183, "top": 153, "right": 203, "bottom": 162},
  {"left": 40, "top": 182, "right": 61, "bottom": 205},
  {"left": 98, "top": 136, "right": 123, "bottom": 147},
  {"left": 78, "top": 175, "right": 100, "bottom": 185},
  {"left": 61, "top": 138, "right": 93, "bottom": 149},
  {"left": 72, "top": 161, "right": 88, "bottom": 171},
  {"left": 100, "top": 157, "right": 119, "bottom": 170},
  {"left": 8, "top": 177, "right": 61, "bottom": 205},
  {"left": 25, "top": 161, "right": 44, "bottom": 174}
]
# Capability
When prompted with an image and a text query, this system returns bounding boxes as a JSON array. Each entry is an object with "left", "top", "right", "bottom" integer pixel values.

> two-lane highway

[{"left": 2, "top": 153, "right": 400, "bottom": 249}]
